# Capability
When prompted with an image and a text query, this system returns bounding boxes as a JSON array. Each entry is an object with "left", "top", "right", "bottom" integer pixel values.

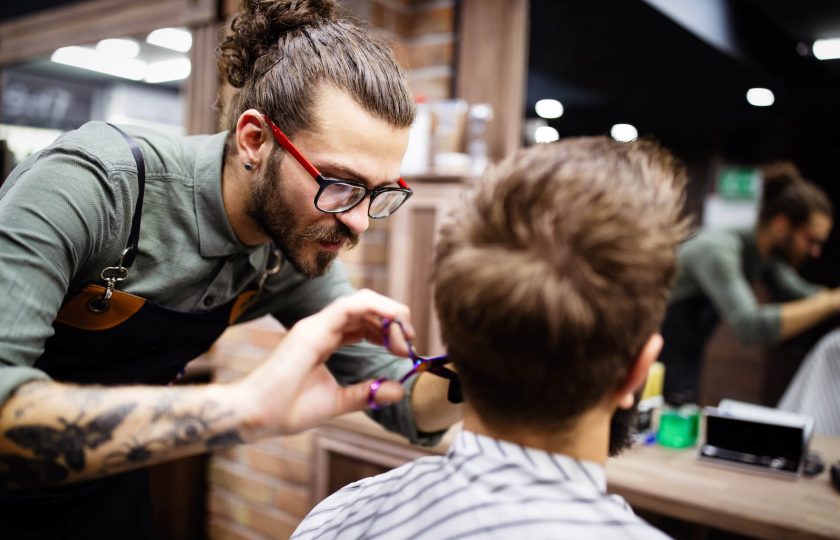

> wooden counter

[
  {"left": 605, "top": 435, "right": 840, "bottom": 540},
  {"left": 313, "top": 413, "right": 840, "bottom": 540}
]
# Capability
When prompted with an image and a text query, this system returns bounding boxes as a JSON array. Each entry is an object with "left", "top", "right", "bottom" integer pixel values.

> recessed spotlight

[
  {"left": 535, "top": 99, "right": 564, "bottom": 119},
  {"left": 610, "top": 123, "right": 637, "bottom": 142},
  {"left": 51, "top": 46, "right": 146, "bottom": 81},
  {"left": 146, "top": 27, "right": 193, "bottom": 52},
  {"left": 535, "top": 126, "right": 559, "bottom": 143},
  {"left": 95, "top": 38, "right": 140, "bottom": 59},
  {"left": 813, "top": 38, "right": 840, "bottom": 60},
  {"left": 746, "top": 88, "right": 774, "bottom": 107},
  {"left": 145, "top": 58, "right": 192, "bottom": 84}
]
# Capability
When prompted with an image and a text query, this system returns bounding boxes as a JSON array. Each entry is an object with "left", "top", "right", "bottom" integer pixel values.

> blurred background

[
  {"left": 1, "top": 1, "right": 839, "bottom": 539},
  {"left": 2, "top": 0, "right": 838, "bottom": 284},
  {"left": 526, "top": 0, "right": 840, "bottom": 287}
]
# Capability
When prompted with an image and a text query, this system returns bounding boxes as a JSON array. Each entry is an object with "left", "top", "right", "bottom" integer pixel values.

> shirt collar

[
  {"left": 451, "top": 430, "right": 607, "bottom": 493},
  {"left": 193, "top": 131, "right": 251, "bottom": 257}
]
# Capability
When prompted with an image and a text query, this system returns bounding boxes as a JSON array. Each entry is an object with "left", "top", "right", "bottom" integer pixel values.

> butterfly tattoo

[{"left": 4, "top": 403, "right": 136, "bottom": 472}]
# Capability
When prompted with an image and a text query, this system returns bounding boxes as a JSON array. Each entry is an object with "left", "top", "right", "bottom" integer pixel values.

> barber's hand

[{"left": 235, "top": 289, "right": 414, "bottom": 437}]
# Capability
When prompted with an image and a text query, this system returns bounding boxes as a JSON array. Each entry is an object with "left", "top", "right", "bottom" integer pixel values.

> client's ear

[{"left": 615, "top": 333, "right": 663, "bottom": 410}]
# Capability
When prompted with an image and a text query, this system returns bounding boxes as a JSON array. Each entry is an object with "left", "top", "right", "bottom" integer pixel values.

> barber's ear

[
  {"left": 235, "top": 109, "right": 270, "bottom": 169},
  {"left": 615, "top": 333, "right": 663, "bottom": 410}
]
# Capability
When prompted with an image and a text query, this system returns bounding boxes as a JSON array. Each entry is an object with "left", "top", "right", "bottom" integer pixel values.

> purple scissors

[{"left": 367, "top": 319, "right": 462, "bottom": 410}]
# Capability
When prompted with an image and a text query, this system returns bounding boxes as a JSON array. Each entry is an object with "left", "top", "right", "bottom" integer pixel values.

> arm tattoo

[
  {"left": 165, "top": 402, "right": 232, "bottom": 447},
  {"left": 207, "top": 430, "right": 244, "bottom": 450},
  {"left": 96, "top": 400, "right": 242, "bottom": 474},
  {"left": 150, "top": 393, "right": 181, "bottom": 422},
  {"left": 100, "top": 436, "right": 169, "bottom": 473},
  {"left": 4, "top": 404, "right": 136, "bottom": 472},
  {"left": 2, "top": 387, "right": 245, "bottom": 488}
]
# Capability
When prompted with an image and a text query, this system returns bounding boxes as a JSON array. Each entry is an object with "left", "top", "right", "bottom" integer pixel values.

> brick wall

[{"left": 206, "top": 2, "right": 456, "bottom": 538}]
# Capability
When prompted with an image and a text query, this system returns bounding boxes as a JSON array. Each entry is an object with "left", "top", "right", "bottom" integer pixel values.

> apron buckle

[{"left": 88, "top": 249, "right": 131, "bottom": 313}]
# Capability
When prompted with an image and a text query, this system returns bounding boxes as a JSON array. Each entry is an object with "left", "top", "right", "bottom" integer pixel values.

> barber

[{"left": 0, "top": 0, "right": 459, "bottom": 537}]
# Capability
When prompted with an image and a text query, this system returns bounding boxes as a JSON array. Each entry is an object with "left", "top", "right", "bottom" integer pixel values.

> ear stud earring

[{"left": 243, "top": 162, "right": 254, "bottom": 171}]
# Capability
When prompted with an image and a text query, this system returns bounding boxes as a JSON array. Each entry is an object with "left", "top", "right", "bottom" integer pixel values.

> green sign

[{"left": 717, "top": 167, "right": 760, "bottom": 200}]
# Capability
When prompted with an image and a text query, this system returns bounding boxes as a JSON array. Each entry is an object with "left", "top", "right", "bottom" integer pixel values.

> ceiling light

[
  {"left": 51, "top": 46, "right": 146, "bottom": 80},
  {"left": 146, "top": 28, "right": 193, "bottom": 52},
  {"left": 95, "top": 38, "right": 140, "bottom": 59},
  {"left": 813, "top": 38, "right": 840, "bottom": 60},
  {"left": 535, "top": 126, "right": 559, "bottom": 143},
  {"left": 144, "top": 58, "right": 192, "bottom": 83},
  {"left": 746, "top": 88, "right": 774, "bottom": 107},
  {"left": 535, "top": 99, "right": 564, "bottom": 119},
  {"left": 610, "top": 123, "right": 638, "bottom": 142}
]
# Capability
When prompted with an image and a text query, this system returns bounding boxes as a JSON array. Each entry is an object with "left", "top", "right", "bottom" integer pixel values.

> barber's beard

[
  {"left": 608, "top": 392, "right": 642, "bottom": 457},
  {"left": 772, "top": 232, "right": 805, "bottom": 269},
  {"left": 246, "top": 161, "right": 359, "bottom": 278}
]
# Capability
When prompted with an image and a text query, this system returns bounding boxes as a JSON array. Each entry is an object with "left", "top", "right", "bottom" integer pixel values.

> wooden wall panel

[
  {"left": 456, "top": 0, "right": 529, "bottom": 160},
  {"left": 388, "top": 180, "right": 468, "bottom": 355},
  {"left": 185, "top": 23, "right": 222, "bottom": 135},
  {"left": 407, "top": 207, "right": 437, "bottom": 352}
]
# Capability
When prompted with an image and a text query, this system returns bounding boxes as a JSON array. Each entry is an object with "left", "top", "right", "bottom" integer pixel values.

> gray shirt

[
  {"left": 0, "top": 121, "right": 437, "bottom": 445},
  {"left": 293, "top": 430, "right": 671, "bottom": 540},
  {"left": 669, "top": 227, "right": 820, "bottom": 344}
]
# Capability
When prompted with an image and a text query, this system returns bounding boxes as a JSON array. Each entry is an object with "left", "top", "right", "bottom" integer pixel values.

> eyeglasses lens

[
  {"left": 370, "top": 191, "right": 409, "bottom": 218},
  {"left": 317, "top": 182, "right": 367, "bottom": 212}
]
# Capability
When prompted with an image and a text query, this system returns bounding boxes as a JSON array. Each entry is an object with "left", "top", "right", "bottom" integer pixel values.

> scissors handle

[{"left": 367, "top": 377, "right": 388, "bottom": 410}]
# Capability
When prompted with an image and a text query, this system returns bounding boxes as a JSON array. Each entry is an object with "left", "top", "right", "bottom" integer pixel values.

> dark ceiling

[
  {"left": 526, "top": 0, "right": 840, "bottom": 285},
  {"left": 527, "top": 0, "right": 840, "bottom": 147},
  {"left": 0, "top": 0, "right": 74, "bottom": 21},
  {"left": 3, "top": 1, "right": 839, "bottom": 283}
]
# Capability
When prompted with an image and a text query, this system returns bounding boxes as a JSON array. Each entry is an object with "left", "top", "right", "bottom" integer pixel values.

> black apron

[
  {"left": 0, "top": 125, "right": 267, "bottom": 539},
  {"left": 659, "top": 294, "right": 720, "bottom": 404}
]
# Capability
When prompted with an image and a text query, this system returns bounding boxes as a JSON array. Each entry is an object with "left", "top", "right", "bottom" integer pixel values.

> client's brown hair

[{"left": 433, "top": 138, "right": 689, "bottom": 430}]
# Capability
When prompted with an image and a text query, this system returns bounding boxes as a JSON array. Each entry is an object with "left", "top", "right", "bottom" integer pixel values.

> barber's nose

[{"left": 336, "top": 199, "right": 370, "bottom": 235}]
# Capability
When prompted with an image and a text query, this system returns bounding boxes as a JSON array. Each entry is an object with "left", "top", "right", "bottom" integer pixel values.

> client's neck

[{"left": 461, "top": 403, "right": 611, "bottom": 464}]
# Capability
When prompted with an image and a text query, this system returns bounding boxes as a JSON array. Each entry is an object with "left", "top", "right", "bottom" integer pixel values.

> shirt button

[{"left": 203, "top": 295, "right": 215, "bottom": 307}]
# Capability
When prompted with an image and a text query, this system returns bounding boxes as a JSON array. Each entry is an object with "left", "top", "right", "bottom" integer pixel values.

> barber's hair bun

[
  {"left": 760, "top": 161, "right": 802, "bottom": 206},
  {"left": 219, "top": 0, "right": 338, "bottom": 88}
]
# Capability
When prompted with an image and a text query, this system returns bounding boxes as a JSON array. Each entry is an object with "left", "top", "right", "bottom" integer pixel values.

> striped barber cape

[{"left": 292, "top": 430, "right": 672, "bottom": 540}]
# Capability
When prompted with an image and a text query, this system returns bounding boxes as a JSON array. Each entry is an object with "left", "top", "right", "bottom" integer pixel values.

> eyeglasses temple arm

[{"left": 261, "top": 114, "right": 321, "bottom": 179}]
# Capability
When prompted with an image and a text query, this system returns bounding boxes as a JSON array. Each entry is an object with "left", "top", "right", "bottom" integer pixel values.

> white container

[{"left": 401, "top": 101, "right": 432, "bottom": 175}]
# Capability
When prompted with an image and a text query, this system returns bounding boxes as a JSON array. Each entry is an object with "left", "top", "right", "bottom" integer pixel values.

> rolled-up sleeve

[
  {"left": 683, "top": 237, "right": 781, "bottom": 345},
  {"left": 768, "top": 262, "right": 821, "bottom": 301}
]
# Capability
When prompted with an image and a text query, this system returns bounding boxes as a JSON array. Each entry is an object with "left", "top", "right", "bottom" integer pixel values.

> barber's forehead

[
  {"left": 807, "top": 212, "right": 832, "bottom": 231},
  {"left": 809, "top": 211, "right": 832, "bottom": 223},
  {"left": 297, "top": 90, "right": 408, "bottom": 186}
]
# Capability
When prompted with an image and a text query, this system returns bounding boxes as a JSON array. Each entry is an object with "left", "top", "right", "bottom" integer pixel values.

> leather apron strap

[{"left": 108, "top": 123, "right": 146, "bottom": 269}]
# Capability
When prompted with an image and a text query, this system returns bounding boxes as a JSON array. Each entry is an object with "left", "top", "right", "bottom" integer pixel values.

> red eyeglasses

[{"left": 261, "top": 114, "right": 413, "bottom": 219}]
